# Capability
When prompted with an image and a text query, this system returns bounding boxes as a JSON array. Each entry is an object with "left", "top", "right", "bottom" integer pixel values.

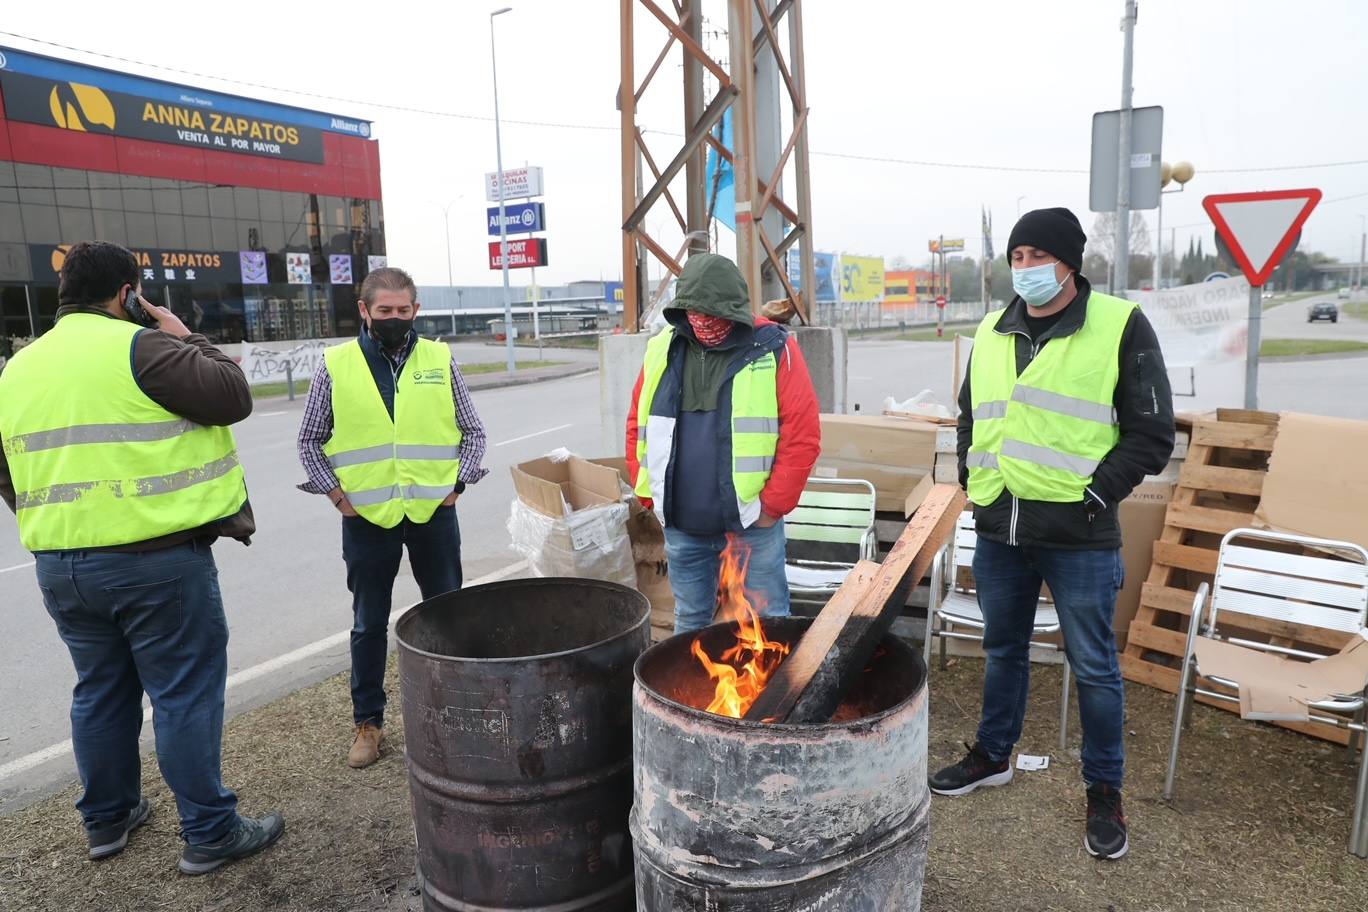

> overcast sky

[{"left": 4, "top": 0, "right": 1366, "bottom": 287}]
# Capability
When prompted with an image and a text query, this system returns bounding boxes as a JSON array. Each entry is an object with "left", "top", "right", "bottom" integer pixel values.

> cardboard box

[
  {"left": 1115, "top": 481, "right": 1176, "bottom": 649},
  {"left": 511, "top": 456, "right": 623, "bottom": 518},
  {"left": 817, "top": 414, "right": 937, "bottom": 513}
]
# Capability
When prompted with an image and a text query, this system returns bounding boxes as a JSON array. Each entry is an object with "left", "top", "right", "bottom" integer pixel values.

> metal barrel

[
  {"left": 631, "top": 616, "right": 930, "bottom": 911},
  {"left": 396, "top": 578, "right": 650, "bottom": 912}
]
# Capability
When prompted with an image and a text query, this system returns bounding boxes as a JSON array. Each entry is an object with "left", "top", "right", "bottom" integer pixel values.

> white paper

[{"left": 1015, "top": 754, "right": 1050, "bottom": 771}]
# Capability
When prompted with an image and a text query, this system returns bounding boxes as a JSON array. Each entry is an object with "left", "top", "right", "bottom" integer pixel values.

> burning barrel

[
  {"left": 632, "top": 616, "right": 930, "bottom": 910},
  {"left": 396, "top": 578, "right": 650, "bottom": 912}
]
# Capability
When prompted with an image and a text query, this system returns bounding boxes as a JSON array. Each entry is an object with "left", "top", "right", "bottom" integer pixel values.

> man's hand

[
  {"left": 754, "top": 513, "right": 779, "bottom": 529},
  {"left": 329, "top": 487, "right": 359, "bottom": 517},
  {"left": 441, "top": 490, "right": 461, "bottom": 507},
  {"left": 144, "top": 300, "right": 192, "bottom": 339}
]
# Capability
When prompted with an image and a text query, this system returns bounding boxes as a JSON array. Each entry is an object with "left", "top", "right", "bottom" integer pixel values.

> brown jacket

[{"left": 0, "top": 306, "right": 256, "bottom": 552}]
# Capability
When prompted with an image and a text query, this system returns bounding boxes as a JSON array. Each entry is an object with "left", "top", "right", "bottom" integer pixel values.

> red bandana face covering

[{"left": 686, "top": 311, "right": 733, "bottom": 347}]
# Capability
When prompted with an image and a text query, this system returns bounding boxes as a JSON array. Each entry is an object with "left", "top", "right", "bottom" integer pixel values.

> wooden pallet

[{"left": 1120, "top": 409, "right": 1352, "bottom": 744}]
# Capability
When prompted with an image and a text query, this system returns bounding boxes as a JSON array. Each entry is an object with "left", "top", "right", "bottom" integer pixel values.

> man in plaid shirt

[{"left": 297, "top": 267, "right": 487, "bottom": 768}]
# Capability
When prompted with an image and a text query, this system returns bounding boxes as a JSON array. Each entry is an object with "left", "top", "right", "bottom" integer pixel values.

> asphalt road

[
  {"left": 1262, "top": 291, "right": 1368, "bottom": 341},
  {"left": 4, "top": 330, "right": 1366, "bottom": 810}
]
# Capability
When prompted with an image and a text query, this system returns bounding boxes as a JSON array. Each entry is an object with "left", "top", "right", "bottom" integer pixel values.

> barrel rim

[
  {"left": 395, "top": 577, "right": 651, "bottom": 664},
  {"left": 632, "top": 617, "right": 927, "bottom": 731}
]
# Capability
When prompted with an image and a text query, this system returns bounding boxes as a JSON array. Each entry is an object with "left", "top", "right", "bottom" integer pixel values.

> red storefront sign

[{"left": 488, "top": 238, "right": 548, "bottom": 270}]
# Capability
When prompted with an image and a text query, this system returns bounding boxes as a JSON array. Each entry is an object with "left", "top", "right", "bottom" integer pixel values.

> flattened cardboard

[
  {"left": 511, "top": 456, "right": 623, "bottom": 518},
  {"left": 1256, "top": 412, "right": 1368, "bottom": 549},
  {"left": 1193, "top": 633, "right": 1368, "bottom": 722},
  {"left": 1117, "top": 482, "right": 1176, "bottom": 648}
]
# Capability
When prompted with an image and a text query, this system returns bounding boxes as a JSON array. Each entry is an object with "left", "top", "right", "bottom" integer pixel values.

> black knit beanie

[{"left": 1007, "top": 207, "right": 1086, "bottom": 272}]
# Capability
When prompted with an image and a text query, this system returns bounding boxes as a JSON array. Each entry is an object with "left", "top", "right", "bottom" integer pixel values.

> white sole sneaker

[
  {"left": 929, "top": 766, "right": 1014, "bottom": 797},
  {"left": 1085, "top": 832, "right": 1129, "bottom": 860}
]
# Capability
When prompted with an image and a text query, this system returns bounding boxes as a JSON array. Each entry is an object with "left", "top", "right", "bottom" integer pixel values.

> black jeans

[{"left": 342, "top": 506, "right": 462, "bottom": 725}]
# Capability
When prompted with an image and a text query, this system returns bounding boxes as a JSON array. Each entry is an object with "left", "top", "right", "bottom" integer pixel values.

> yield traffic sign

[{"left": 1201, "top": 189, "right": 1322, "bottom": 286}]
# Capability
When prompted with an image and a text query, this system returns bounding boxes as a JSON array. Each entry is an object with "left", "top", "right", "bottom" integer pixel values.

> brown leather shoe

[{"left": 348, "top": 721, "right": 383, "bottom": 769}]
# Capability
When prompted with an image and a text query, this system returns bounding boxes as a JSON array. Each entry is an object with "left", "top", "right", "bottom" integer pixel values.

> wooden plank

[
  {"left": 1177, "top": 464, "right": 1265, "bottom": 498},
  {"left": 1165, "top": 502, "right": 1257, "bottom": 537},
  {"left": 1129, "top": 594, "right": 1352, "bottom": 651},
  {"left": 745, "top": 485, "right": 966, "bottom": 723},
  {"left": 1215, "top": 408, "right": 1280, "bottom": 427},
  {"left": 739, "top": 560, "right": 880, "bottom": 721},
  {"left": 1152, "top": 541, "right": 1220, "bottom": 575},
  {"left": 1190, "top": 420, "right": 1278, "bottom": 452},
  {"left": 1140, "top": 581, "right": 1203, "bottom": 617}
]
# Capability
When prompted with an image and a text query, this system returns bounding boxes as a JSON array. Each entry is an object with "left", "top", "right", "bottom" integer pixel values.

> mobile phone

[{"left": 123, "top": 287, "right": 158, "bottom": 328}]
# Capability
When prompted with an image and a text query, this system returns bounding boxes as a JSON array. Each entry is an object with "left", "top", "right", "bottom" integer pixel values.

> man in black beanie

[{"left": 928, "top": 206, "right": 1174, "bottom": 861}]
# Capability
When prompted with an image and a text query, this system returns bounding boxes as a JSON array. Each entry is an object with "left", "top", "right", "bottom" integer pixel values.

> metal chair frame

[
  {"left": 783, "top": 478, "right": 878, "bottom": 605},
  {"left": 924, "top": 511, "right": 1072, "bottom": 750},
  {"left": 1163, "top": 527, "right": 1368, "bottom": 857}
]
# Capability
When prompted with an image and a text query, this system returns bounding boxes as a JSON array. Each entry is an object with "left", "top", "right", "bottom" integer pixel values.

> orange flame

[{"left": 690, "top": 535, "right": 790, "bottom": 719}]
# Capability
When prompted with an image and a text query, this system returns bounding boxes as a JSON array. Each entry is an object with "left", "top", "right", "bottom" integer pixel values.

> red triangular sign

[{"left": 1202, "top": 189, "right": 1322, "bottom": 286}]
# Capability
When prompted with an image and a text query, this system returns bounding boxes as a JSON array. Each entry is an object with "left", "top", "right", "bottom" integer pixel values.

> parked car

[
  {"left": 1308, "top": 301, "right": 1339, "bottom": 323},
  {"left": 1338, "top": 287, "right": 1352, "bottom": 300}
]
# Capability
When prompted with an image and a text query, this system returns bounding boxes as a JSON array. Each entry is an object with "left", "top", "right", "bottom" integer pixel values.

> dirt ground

[{"left": 3, "top": 655, "right": 1366, "bottom": 912}]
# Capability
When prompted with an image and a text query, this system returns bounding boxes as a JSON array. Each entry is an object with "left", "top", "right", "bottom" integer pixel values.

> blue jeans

[
  {"left": 972, "top": 537, "right": 1126, "bottom": 788},
  {"left": 664, "top": 521, "right": 791, "bottom": 634},
  {"left": 35, "top": 540, "right": 240, "bottom": 845},
  {"left": 342, "top": 505, "right": 462, "bottom": 726}
]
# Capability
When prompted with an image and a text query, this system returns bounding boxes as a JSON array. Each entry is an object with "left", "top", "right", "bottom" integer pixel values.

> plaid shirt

[{"left": 296, "top": 336, "right": 489, "bottom": 496}]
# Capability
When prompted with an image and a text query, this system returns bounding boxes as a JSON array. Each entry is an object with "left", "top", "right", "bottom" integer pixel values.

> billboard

[
  {"left": 0, "top": 48, "right": 370, "bottom": 162},
  {"left": 786, "top": 250, "right": 838, "bottom": 303},
  {"left": 488, "top": 238, "right": 549, "bottom": 270},
  {"left": 840, "top": 255, "right": 885, "bottom": 302},
  {"left": 928, "top": 238, "right": 966, "bottom": 254},
  {"left": 487, "top": 202, "right": 546, "bottom": 235},
  {"left": 485, "top": 166, "right": 545, "bottom": 202}
]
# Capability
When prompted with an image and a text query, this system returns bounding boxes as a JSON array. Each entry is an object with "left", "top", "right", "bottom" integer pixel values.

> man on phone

[
  {"left": 0, "top": 241, "right": 284, "bottom": 875},
  {"left": 297, "top": 266, "right": 488, "bottom": 769}
]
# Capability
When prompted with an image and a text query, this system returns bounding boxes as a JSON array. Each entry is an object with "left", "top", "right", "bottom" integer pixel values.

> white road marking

[
  {"left": 0, "top": 559, "right": 528, "bottom": 784},
  {"left": 255, "top": 410, "right": 288, "bottom": 418},
  {"left": 493, "top": 423, "right": 574, "bottom": 447},
  {"left": 0, "top": 561, "right": 35, "bottom": 575}
]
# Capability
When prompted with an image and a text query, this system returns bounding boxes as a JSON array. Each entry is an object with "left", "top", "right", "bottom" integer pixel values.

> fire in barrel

[{"left": 631, "top": 485, "right": 965, "bottom": 911}]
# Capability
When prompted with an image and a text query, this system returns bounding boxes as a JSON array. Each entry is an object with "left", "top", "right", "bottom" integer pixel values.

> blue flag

[{"left": 705, "top": 108, "right": 735, "bottom": 230}]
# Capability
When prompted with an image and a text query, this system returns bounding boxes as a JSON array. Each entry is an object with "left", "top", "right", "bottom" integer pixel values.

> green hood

[{"left": 665, "top": 253, "right": 752, "bottom": 323}]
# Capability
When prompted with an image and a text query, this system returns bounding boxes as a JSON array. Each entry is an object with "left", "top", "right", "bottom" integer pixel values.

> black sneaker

[
  {"left": 88, "top": 797, "right": 152, "bottom": 860},
  {"left": 1085, "top": 784, "right": 1129, "bottom": 860},
  {"left": 928, "top": 742, "right": 1013, "bottom": 796},
  {"left": 178, "top": 812, "right": 286, "bottom": 876}
]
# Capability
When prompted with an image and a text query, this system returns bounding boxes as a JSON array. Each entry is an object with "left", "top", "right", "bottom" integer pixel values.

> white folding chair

[
  {"left": 783, "top": 478, "right": 878, "bottom": 610},
  {"left": 924, "top": 511, "right": 1072, "bottom": 750},
  {"left": 1164, "top": 527, "right": 1368, "bottom": 857}
]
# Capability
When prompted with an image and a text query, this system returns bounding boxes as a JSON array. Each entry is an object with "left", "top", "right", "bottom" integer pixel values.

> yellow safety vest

[
  {"left": 0, "top": 313, "right": 246, "bottom": 551},
  {"left": 633, "top": 325, "right": 780, "bottom": 528},
  {"left": 323, "top": 339, "right": 462, "bottom": 529},
  {"left": 967, "top": 293, "right": 1135, "bottom": 506}
]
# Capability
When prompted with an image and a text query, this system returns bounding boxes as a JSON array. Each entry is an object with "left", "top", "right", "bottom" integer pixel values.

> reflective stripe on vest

[
  {"left": 966, "top": 292, "right": 1135, "bottom": 506},
  {"left": 0, "top": 314, "right": 245, "bottom": 551},
  {"left": 323, "top": 338, "right": 462, "bottom": 529},
  {"left": 633, "top": 325, "right": 780, "bottom": 528}
]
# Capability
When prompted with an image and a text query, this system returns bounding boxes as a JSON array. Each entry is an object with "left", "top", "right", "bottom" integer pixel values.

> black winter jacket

[{"left": 956, "top": 277, "right": 1175, "bottom": 550}]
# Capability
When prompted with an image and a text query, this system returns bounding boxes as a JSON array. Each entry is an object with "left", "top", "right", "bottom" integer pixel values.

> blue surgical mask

[{"left": 1011, "top": 261, "right": 1068, "bottom": 307}]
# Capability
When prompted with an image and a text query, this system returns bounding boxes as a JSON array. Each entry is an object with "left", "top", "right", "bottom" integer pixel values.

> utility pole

[
  {"left": 1113, "top": 0, "right": 1138, "bottom": 296},
  {"left": 1358, "top": 215, "right": 1366, "bottom": 295},
  {"left": 491, "top": 6, "right": 516, "bottom": 373}
]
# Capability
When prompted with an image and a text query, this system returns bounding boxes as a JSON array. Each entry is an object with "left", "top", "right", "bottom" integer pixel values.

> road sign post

[
  {"left": 1201, "top": 188, "right": 1323, "bottom": 409},
  {"left": 935, "top": 295, "right": 947, "bottom": 338}
]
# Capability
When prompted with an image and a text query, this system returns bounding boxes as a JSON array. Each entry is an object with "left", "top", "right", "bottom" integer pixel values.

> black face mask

[{"left": 366, "top": 315, "right": 413, "bottom": 349}]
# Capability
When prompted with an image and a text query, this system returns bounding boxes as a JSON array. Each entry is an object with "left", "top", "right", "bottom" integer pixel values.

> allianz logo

[{"left": 330, "top": 117, "right": 372, "bottom": 137}]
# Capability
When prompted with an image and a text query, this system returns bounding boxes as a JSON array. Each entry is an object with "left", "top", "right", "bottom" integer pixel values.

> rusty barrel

[
  {"left": 631, "top": 616, "right": 930, "bottom": 911},
  {"left": 396, "top": 578, "right": 649, "bottom": 912}
]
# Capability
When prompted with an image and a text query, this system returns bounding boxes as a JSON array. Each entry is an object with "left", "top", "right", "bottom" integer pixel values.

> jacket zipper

[{"left": 1003, "top": 333, "right": 1040, "bottom": 548}]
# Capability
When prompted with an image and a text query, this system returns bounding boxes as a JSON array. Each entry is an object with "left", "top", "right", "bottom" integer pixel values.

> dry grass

[{"left": 4, "top": 654, "right": 1367, "bottom": 911}]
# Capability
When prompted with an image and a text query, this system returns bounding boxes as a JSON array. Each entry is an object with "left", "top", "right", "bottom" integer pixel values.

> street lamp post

[
  {"left": 1358, "top": 215, "right": 1366, "bottom": 296},
  {"left": 491, "top": 6, "right": 515, "bottom": 373},
  {"left": 1156, "top": 161, "right": 1195, "bottom": 289},
  {"left": 440, "top": 198, "right": 461, "bottom": 337}
]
